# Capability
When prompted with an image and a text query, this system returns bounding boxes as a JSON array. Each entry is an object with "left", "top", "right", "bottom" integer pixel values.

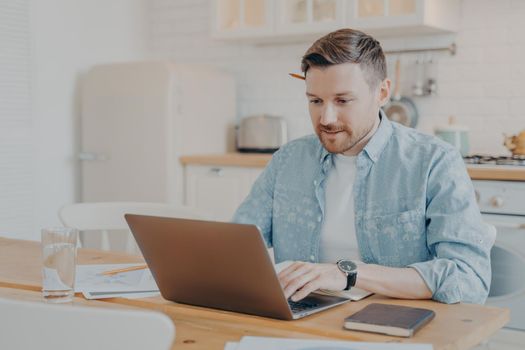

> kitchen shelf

[{"left": 384, "top": 42, "right": 456, "bottom": 56}]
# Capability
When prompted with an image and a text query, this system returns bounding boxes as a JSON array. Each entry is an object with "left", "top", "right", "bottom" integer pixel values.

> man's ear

[{"left": 378, "top": 79, "right": 391, "bottom": 107}]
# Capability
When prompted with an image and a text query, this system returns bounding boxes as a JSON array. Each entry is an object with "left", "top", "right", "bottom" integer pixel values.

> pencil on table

[{"left": 100, "top": 264, "right": 148, "bottom": 276}]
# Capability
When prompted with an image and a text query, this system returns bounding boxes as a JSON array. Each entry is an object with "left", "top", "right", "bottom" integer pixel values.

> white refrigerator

[{"left": 79, "top": 61, "right": 236, "bottom": 206}]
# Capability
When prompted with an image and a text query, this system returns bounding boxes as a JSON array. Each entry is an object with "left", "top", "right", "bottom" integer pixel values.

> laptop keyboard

[{"left": 288, "top": 300, "right": 320, "bottom": 313}]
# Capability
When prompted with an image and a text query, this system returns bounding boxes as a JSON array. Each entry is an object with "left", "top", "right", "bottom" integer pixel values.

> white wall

[
  {"left": 0, "top": 1, "right": 34, "bottom": 239},
  {"left": 3, "top": 0, "right": 525, "bottom": 240},
  {"left": 147, "top": 0, "right": 525, "bottom": 155},
  {"left": 0, "top": 0, "right": 148, "bottom": 240},
  {"left": 29, "top": 0, "right": 149, "bottom": 240}
]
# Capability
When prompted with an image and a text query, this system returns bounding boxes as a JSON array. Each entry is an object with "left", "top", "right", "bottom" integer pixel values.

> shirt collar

[
  {"left": 320, "top": 142, "right": 331, "bottom": 165},
  {"left": 318, "top": 109, "right": 393, "bottom": 164},
  {"left": 362, "top": 109, "right": 393, "bottom": 163}
]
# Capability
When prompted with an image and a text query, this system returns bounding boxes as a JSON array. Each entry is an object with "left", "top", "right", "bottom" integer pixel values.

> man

[{"left": 233, "top": 28, "right": 494, "bottom": 304}]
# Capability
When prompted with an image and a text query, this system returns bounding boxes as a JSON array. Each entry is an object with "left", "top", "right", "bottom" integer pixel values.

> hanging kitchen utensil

[
  {"left": 384, "top": 58, "right": 419, "bottom": 128},
  {"left": 412, "top": 56, "right": 425, "bottom": 97},
  {"left": 425, "top": 56, "right": 438, "bottom": 96}
]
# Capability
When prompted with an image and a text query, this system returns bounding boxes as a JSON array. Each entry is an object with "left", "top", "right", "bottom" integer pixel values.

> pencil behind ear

[{"left": 289, "top": 73, "right": 305, "bottom": 80}]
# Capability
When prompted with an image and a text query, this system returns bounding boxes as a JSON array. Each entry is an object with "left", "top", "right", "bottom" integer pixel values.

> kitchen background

[
  {"left": 2, "top": 1, "right": 525, "bottom": 347},
  {"left": 1, "top": 0, "right": 525, "bottom": 238},
  {"left": 153, "top": 0, "right": 524, "bottom": 151}
]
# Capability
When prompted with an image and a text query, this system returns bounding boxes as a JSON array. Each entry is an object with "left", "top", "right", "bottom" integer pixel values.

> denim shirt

[{"left": 233, "top": 113, "right": 495, "bottom": 304}]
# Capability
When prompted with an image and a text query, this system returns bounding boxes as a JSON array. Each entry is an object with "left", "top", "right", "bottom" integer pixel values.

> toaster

[{"left": 236, "top": 115, "right": 288, "bottom": 153}]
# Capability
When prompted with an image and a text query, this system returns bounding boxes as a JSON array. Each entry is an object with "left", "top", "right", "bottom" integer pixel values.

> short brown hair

[{"left": 301, "top": 28, "right": 387, "bottom": 89}]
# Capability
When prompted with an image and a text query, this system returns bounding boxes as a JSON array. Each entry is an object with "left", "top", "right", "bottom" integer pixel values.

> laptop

[{"left": 125, "top": 214, "right": 350, "bottom": 320}]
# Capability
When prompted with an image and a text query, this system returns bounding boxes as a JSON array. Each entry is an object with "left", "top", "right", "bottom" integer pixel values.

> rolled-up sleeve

[
  {"left": 409, "top": 149, "right": 496, "bottom": 304},
  {"left": 232, "top": 150, "right": 282, "bottom": 247}
]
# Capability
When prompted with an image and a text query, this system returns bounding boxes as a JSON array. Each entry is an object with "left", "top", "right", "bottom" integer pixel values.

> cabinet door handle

[
  {"left": 209, "top": 168, "right": 224, "bottom": 176},
  {"left": 486, "top": 221, "right": 525, "bottom": 230},
  {"left": 78, "top": 152, "right": 109, "bottom": 161}
]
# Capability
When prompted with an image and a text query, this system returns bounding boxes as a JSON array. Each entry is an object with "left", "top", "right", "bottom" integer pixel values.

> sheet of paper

[
  {"left": 317, "top": 287, "right": 373, "bottom": 301},
  {"left": 223, "top": 342, "right": 239, "bottom": 350},
  {"left": 82, "top": 290, "right": 160, "bottom": 300},
  {"left": 236, "top": 336, "right": 433, "bottom": 350},
  {"left": 274, "top": 261, "right": 373, "bottom": 301},
  {"left": 75, "top": 264, "right": 159, "bottom": 299}
]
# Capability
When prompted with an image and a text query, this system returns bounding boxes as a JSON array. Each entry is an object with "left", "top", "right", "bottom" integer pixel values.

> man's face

[{"left": 306, "top": 63, "right": 389, "bottom": 155}]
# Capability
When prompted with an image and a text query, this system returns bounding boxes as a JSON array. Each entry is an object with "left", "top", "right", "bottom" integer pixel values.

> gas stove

[{"left": 463, "top": 154, "right": 525, "bottom": 166}]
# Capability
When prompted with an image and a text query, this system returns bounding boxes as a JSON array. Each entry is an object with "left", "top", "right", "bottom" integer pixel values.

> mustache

[{"left": 319, "top": 124, "right": 346, "bottom": 132}]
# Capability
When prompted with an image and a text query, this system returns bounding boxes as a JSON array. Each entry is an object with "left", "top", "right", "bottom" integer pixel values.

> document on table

[
  {"left": 274, "top": 261, "right": 373, "bottom": 301},
  {"left": 224, "top": 336, "right": 433, "bottom": 350},
  {"left": 75, "top": 264, "right": 160, "bottom": 299},
  {"left": 224, "top": 342, "right": 240, "bottom": 350}
]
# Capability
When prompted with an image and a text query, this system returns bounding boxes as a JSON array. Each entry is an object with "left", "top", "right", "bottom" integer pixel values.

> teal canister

[{"left": 434, "top": 117, "right": 470, "bottom": 156}]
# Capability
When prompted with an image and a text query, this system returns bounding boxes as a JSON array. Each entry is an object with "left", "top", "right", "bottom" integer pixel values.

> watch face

[{"left": 338, "top": 260, "right": 357, "bottom": 273}]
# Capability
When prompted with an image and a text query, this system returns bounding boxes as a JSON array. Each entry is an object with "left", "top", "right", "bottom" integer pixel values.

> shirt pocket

[
  {"left": 273, "top": 186, "right": 320, "bottom": 242},
  {"left": 359, "top": 208, "right": 429, "bottom": 266}
]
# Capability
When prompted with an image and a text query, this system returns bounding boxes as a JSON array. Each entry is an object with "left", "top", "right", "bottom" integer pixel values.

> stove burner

[
  {"left": 463, "top": 155, "right": 496, "bottom": 165},
  {"left": 463, "top": 155, "right": 525, "bottom": 166}
]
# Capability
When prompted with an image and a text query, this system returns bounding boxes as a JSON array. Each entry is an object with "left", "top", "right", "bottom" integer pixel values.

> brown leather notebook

[{"left": 344, "top": 303, "right": 435, "bottom": 337}]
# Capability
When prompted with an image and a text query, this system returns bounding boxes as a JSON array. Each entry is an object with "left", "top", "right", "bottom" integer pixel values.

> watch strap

[
  {"left": 344, "top": 271, "right": 357, "bottom": 291},
  {"left": 337, "top": 259, "right": 358, "bottom": 291}
]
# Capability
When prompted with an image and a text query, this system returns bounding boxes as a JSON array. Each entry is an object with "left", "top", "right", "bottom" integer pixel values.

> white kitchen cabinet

[
  {"left": 211, "top": 0, "right": 459, "bottom": 41},
  {"left": 184, "top": 164, "right": 263, "bottom": 221},
  {"left": 348, "top": 0, "right": 460, "bottom": 37},
  {"left": 212, "top": 0, "right": 274, "bottom": 39},
  {"left": 275, "top": 0, "right": 345, "bottom": 35}
]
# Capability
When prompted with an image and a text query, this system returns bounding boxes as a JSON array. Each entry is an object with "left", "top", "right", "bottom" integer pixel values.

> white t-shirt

[{"left": 319, "top": 154, "right": 361, "bottom": 263}]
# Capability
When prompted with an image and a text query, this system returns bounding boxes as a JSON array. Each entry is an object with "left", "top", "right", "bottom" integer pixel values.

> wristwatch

[{"left": 336, "top": 259, "right": 358, "bottom": 291}]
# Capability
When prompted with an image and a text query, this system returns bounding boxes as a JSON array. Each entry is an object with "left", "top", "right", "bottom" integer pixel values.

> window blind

[{"left": 0, "top": 0, "right": 34, "bottom": 238}]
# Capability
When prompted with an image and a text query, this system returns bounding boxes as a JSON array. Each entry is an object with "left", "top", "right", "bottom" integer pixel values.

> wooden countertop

[
  {"left": 465, "top": 165, "right": 525, "bottom": 181},
  {"left": 180, "top": 153, "right": 272, "bottom": 168},
  {"left": 0, "top": 237, "right": 510, "bottom": 350},
  {"left": 180, "top": 154, "right": 525, "bottom": 181}
]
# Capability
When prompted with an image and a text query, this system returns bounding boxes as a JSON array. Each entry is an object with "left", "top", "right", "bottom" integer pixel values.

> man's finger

[
  {"left": 283, "top": 270, "right": 318, "bottom": 299},
  {"left": 291, "top": 278, "right": 321, "bottom": 301},
  {"left": 279, "top": 263, "right": 313, "bottom": 289},
  {"left": 277, "top": 261, "right": 304, "bottom": 279}
]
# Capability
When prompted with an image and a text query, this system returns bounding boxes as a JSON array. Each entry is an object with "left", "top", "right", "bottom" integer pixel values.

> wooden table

[{"left": 0, "top": 237, "right": 509, "bottom": 350}]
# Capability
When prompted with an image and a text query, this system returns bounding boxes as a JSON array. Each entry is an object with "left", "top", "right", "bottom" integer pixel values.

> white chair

[
  {"left": 0, "top": 297, "right": 174, "bottom": 350},
  {"left": 59, "top": 202, "right": 203, "bottom": 253}
]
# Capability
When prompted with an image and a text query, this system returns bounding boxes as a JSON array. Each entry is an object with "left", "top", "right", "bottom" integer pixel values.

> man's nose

[{"left": 320, "top": 104, "right": 337, "bottom": 125}]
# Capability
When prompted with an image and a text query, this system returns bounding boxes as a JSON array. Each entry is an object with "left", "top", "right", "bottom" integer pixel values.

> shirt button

[
  {"left": 317, "top": 216, "right": 322, "bottom": 222},
  {"left": 313, "top": 180, "right": 318, "bottom": 185},
  {"left": 310, "top": 255, "right": 315, "bottom": 261}
]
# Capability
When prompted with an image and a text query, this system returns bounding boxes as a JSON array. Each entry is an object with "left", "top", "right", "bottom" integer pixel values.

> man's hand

[{"left": 277, "top": 261, "right": 347, "bottom": 301}]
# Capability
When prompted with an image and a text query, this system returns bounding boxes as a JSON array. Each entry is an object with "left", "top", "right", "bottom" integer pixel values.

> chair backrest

[
  {"left": 0, "top": 297, "right": 175, "bottom": 350},
  {"left": 59, "top": 202, "right": 203, "bottom": 253}
]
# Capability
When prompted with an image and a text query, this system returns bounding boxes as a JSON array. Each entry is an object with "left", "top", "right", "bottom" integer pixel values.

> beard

[{"left": 317, "top": 121, "right": 374, "bottom": 154}]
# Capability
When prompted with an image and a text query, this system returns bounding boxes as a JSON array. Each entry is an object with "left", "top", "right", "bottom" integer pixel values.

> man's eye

[
  {"left": 338, "top": 99, "right": 351, "bottom": 104},
  {"left": 309, "top": 99, "right": 322, "bottom": 104}
]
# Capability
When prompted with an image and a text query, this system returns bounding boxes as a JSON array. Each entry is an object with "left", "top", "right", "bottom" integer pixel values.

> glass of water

[{"left": 41, "top": 227, "right": 78, "bottom": 303}]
